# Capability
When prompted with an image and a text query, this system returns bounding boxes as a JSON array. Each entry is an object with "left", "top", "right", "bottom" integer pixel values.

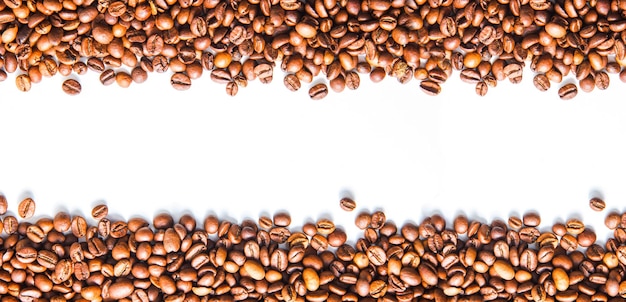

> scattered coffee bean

[
  {"left": 558, "top": 83, "right": 578, "bottom": 100},
  {"left": 62, "top": 79, "right": 81, "bottom": 95},
  {"left": 92, "top": 204, "right": 108, "bottom": 220},
  {"left": 589, "top": 197, "right": 606, "bottom": 212},
  {"left": 309, "top": 83, "right": 329, "bottom": 100},
  {"left": 339, "top": 197, "right": 356, "bottom": 211},
  {"left": 18, "top": 197, "right": 35, "bottom": 219}
]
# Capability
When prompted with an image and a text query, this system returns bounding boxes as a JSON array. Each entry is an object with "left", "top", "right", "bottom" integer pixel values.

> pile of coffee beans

[
  {"left": 2, "top": 0, "right": 626, "bottom": 98},
  {"left": 0, "top": 194, "right": 624, "bottom": 301}
]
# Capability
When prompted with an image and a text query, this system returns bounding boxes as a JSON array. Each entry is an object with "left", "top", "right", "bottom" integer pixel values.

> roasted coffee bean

[
  {"left": 15, "top": 74, "right": 31, "bottom": 92},
  {"left": 0, "top": 195, "right": 7, "bottom": 215},
  {"left": 62, "top": 79, "right": 81, "bottom": 95},
  {"left": 171, "top": 73, "right": 191, "bottom": 91},
  {"left": 589, "top": 197, "right": 606, "bottom": 211},
  {"left": 558, "top": 83, "right": 578, "bottom": 100},
  {"left": 339, "top": 197, "right": 356, "bottom": 211},
  {"left": 18, "top": 197, "right": 36, "bottom": 219},
  {"left": 283, "top": 74, "right": 301, "bottom": 91},
  {"left": 420, "top": 80, "right": 441, "bottom": 96},
  {"left": 100, "top": 69, "right": 116, "bottom": 86},
  {"left": 309, "top": 83, "right": 329, "bottom": 100},
  {"left": 344, "top": 71, "right": 360, "bottom": 90},
  {"left": 533, "top": 74, "right": 550, "bottom": 91}
]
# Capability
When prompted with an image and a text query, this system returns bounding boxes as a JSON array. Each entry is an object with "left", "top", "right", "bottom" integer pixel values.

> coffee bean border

[
  {"left": 0, "top": 195, "right": 624, "bottom": 301},
  {"left": 1, "top": 0, "right": 626, "bottom": 98}
]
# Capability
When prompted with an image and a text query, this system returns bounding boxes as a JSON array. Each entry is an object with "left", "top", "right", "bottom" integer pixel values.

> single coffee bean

[
  {"left": 589, "top": 197, "right": 606, "bottom": 211},
  {"left": 100, "top": 69, "right": 116, "bottom": 86},
  {"left": 533, "top": 74, "right": 551, "bottom": 91},
  {"left": 309, "top": 83, "right": 329, "bottom": 100},
  {"left": 475, "top": 81, "right": 488, "bottom": 96},
  {"left": 87, "top": 58, "right": 105, "bottom": 72},
  {"left": 316, "top": 218, "right": 336, "bottom": 235},
  {"left": 579, "top": 75, "right": 595, "bottom": 93},
  {"left": 131, "top": 67, "right": 148, "bottom": 84},
  {"left": 339, "top": 197, "right": 356, "bottom": 211},
  {"left": 577, "top": 229, "right": 597, "bottom": 247},
  {"left": 460, "top": 69, "right": 481, "bottom": 83},
  {"left": 115, "top": 72, "right": 132, "bottom": 88},
  {"left": 91, "top": 204, "right": 108, "bottom": 220},
  {"left": 508, "top": 216, "right": 522, "bottom": 229},
  {"left": 522, "top": 212, "right": 541, "bottom": 227},
  {"left": 273, "top": 212, "right": 291, "bottom": 227},
  {"left": 62, "top": 79, "right": 81, "bottom": 95},
  {"left": 566, "top": 218, "right": 585, "bottom": 235},
  {"left": 283, "top": 74, "right": 301, "bottom": 91},
  {"left": 225, "top": 81, "right": 238, "bottom": 96},
  {"left": 0, "top": 195, "right": 7, "bottom": 215},
  {"left": 329, "top": 75, "right": 346, "bottom": 93},
  {"left": 18, "top": 197, "right": 36, "bottom": 219},
  {"left": 345, "top": 71, "right": 360, "bottom": 90},
  {"left": 605, "top": 212, "right": 621, "bottom": 229},
  {"left": 420, "top": 80, "right": 441, "bottom": 96},
  {"left": 595, "top": 71, "right": 610, "bottom": 90},
  {"left": 558, "top": 83, "right": 578, "bottom": 100},
  {"left": 171, "top": 73, "right": 192, "bottom": 91},
  {"left": 15, "top": 74, "right": 32, "bottom": 92},
  {"left": 71, "top": 215, "right": 88, "bottom": 238}
]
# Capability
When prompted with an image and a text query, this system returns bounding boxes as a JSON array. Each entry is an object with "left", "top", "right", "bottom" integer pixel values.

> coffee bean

[
  {"left": 100, "top": 69, "right": 116, "bottom": 86},
  {"left": 273, "top": 212, "right": 291, "bottom": 227},
  {"left": 533, "top": 74, "right": 550, "bottom": 91},
  {"left": 277, "top": 74, "right": 300, "bottom": 93},
  {"left": 589, "top": 197, "right": 606, "bottom": 212},
  {"left": 523, "top": 212, "right": 541, "bottom": 227},
  {"left": 225, "top": 81, "right": 238, "bottom": 96},
  {"left": 339, "top": 197, "right": 356, "bottom": 211},
  {"left": 475, "top": 81, "right": 488, "bottom": 96},
  {"left": 595, "top": 72, "right": 610, "bottom": 90},
  {"left": 171, "top": 73, "right": 191, "bottom": 91},
  {"left": 420, "top": 80, "right": 441, "bottom": 96},
  {"left": 15, "top": 74, "right": 31, "bottom": 92},
  {"left": 566, "top": 218, "right": 585, "bottom": 235},
  {"left": 62, "top": 79, "right": 81, "bottom": 95},
  {"left": 344, "top": 71, "right": 360, "bottom": 90},
  {"left": 558, "top": 83, "right": 578, "bottom": 100},
  {"left": 309, "top": 83, "right": 329, "bottom": 100},
  {"left": 0, "top": 195, "right": 7, "bottom": 215},
  {"left": 18, "top": 197, "right": 35, "bottom": 219}
]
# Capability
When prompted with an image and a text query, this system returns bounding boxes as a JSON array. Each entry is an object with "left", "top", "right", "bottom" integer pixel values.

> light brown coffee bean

[
  {"left": 316, "top": 218, "right": 335, "bottom": 235},
  {"left": 533, "top": 74, "right": 550, "bottom": 91},
  {"left": 0, "top": 195, "right": 7, "bottom": 215},
  {"left": 558, "top": 83, "right": 578, "bottom": 100},
  {"left": 16, "top": 74, "right": 31, "bottom": 92},
  {"left": 339, "top": 197, "right": 356, "bottom": 211},
  {"left": 566, "top": 218, "right": 585, "bottom": 235},
  {"left": 589, "top": 197, "right": 606, "bottom": 212},
  {"left": 90, "top": 204, "right": 108, "bottom": 220},
  {"left": 523, "top": 212, "right": 541, "bottom": 227},
  {"left": 18, "top": 197, "right": 36, "bottom": 219},
  {"left": 71, "top": 216, "right": 88, "bottom": 238},
  {"left": 309, "top": 83, "right": 329, "bottom": 100},
  {"left": 61, "top": 79, "right": 81, "bottom": 95}
]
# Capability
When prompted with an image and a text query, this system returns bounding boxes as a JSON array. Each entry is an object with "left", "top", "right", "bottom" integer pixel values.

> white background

[{"left": 0, "top": 64, "right": 625, "bottom": 245}]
